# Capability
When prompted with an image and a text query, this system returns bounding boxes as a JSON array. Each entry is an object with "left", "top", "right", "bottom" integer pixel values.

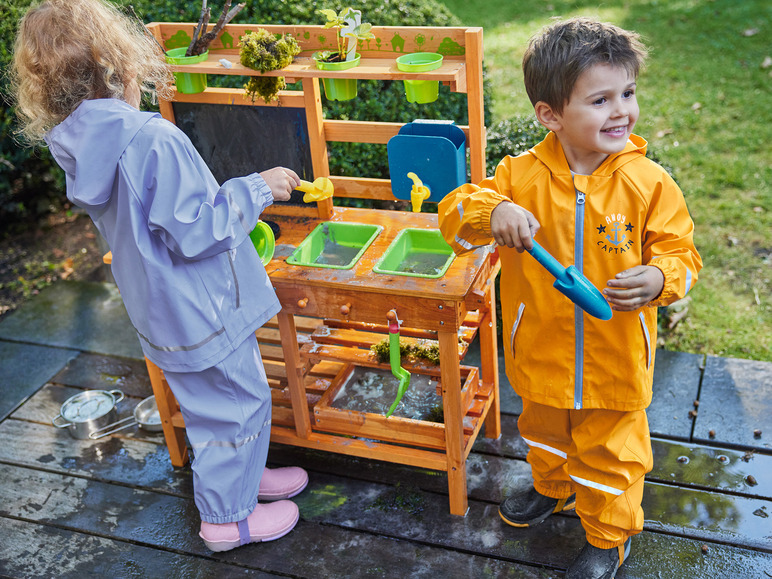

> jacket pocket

[
  {"left": 509, "top": 302, "right": 526, "bottom": 358},
  {"left": 638, "top": 312, "right": 652, "bottom": 370}
]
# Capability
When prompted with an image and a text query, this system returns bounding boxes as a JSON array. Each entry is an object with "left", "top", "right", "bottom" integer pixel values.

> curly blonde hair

[{"left": 10, "top": 0, "right": 173, "bottom": 145}]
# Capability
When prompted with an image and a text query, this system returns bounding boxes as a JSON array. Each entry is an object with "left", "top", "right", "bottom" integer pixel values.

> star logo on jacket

[{"left": 596, "top": 214, "right": 635, "bottom": 254}]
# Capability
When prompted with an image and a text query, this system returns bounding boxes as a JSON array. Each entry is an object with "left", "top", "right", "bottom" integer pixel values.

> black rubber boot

[
  {"left": 498, "top": 486, "right": 576, "bottom": 527},
  {"left": 565, "top": 537, "right": 631, "bottom": 579}
]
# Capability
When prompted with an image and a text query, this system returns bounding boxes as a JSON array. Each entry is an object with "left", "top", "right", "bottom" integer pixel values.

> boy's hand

[
  {"left": 490, "top": 201, "right": 540, "bottom": 252},
  {"left": 603, "top": 265, "right": 665, "bottom": 311},
  {"left": 259, "top": 167, "right": 301, "bottom": 202}
]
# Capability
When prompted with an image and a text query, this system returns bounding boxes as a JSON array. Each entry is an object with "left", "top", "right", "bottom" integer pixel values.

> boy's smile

[{"left": 538, "top": 63, "right": 639, "bottom": 174}]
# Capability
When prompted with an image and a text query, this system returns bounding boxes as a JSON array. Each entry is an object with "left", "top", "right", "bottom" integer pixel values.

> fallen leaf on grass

[{"left": 60, "top": 258, "right": 74, "bottom": 280}]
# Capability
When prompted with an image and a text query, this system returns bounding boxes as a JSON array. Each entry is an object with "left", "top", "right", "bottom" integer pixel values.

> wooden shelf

[{"left": 170, "top": 54, "right": 467, "bottom": 92}]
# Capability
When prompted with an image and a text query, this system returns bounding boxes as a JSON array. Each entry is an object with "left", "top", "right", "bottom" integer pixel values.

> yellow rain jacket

[{"left": 439, "top": 132, "right": 702, "bottom": 412}]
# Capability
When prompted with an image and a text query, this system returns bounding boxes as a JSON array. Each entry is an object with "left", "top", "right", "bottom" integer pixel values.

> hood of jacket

[
  {"left": 45, "top": 99, "right": 158, "bottom": 209},
  {"left": 528, "top": 131, "right": 648, "bottom": 181}
]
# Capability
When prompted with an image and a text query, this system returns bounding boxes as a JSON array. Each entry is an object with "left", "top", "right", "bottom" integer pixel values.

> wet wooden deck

[{"left": 1, "top": 281, "right": 770, "bottom": 578}]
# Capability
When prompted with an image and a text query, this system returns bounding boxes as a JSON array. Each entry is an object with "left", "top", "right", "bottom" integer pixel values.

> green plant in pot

[
  {"left": 313, "top": 7, "right": 375, "bottom": 101},
  {"left": 165, "top": 0, "right": 245, "bottom": 94},
  {"left": 240, "top": 29, "right": 301, "bottom": 103}
]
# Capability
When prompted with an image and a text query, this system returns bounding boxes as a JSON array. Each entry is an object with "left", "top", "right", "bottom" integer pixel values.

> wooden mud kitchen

[{"left": 131, "top": 21, "right": 499, "bottom": 516}]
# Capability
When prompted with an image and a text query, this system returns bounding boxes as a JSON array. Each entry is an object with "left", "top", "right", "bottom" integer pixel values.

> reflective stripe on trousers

[
  {"left": 163, "top": 332, "right": 272, "bottom": 524},
  {"left": 518, "top": 397, "right": 653, "bottom": 549}
]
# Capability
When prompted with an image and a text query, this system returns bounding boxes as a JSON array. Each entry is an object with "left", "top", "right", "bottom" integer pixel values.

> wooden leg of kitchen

[
  {"left": 277, "top": 311, "right": 312, "bottom": 438},
  {"left": 144, "top": 357, "right": 189, "bottom": 468},
  {"left": 439, "top": 329, "right": 469, "bottom": 516},
  {"left": 479, "top": 279, "right": 501, "bottom": 439}
]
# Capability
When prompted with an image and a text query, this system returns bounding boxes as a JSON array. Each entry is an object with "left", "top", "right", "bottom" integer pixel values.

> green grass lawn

[{"left": 437, "top": 0, "right": 772, "bottom": 361}]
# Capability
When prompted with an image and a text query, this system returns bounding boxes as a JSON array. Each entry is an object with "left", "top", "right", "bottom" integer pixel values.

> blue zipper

[{"left": 574, "top": 190, "right": 586, "bottom": 409}]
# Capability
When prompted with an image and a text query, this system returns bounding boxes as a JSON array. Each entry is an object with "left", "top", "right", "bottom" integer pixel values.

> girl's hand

[
  {"left": 490, "top": 201, "right": 540, "bottom": 252},
  {"left": 259, "top": 167, "right": 300, "bottom": 202},
  {"left": 603, "top": 265, "right": 665, "bottom": 311}
]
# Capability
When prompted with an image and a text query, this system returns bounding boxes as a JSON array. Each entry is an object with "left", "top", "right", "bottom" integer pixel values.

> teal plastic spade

[{"left": 527, "top": 240, "right": 613, "bottom": 321}]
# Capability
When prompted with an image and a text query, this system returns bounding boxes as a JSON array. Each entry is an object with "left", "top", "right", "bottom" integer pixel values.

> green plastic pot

[
  {"left": 313, "top": 52, "right": 361, "bottom": 101},
  {"left": 249, "top": 220, "right": 275, "bottom": 266},
  {"left": 165, "top": 48, "right": 209, "bottom": 94},
  {"left": 396, "top": 52, "right": 443, "bottom": 104}
]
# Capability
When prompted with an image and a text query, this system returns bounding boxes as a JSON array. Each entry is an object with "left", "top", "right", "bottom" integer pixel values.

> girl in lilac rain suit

[{"left": 12, "top": 0, "right": 308, "bottom": 552}]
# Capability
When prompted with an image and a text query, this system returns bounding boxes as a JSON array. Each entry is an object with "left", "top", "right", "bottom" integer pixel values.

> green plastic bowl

[
  {"left": 395, "top": 53, "right": 443, "bottom": 104},
  {"left": 249, "top": 220, "right": 275, "bottom": 266}
]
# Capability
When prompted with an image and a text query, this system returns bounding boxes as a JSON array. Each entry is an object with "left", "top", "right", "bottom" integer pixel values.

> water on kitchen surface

[
  {"left": 316, "top": 238, "right": 361, "bottom": 266},
  {"left": 394, "top": 252, "right": 450, "bottom": 276},
  {"left": 331, "top": 366, "right": 443, "bottom": 421}
]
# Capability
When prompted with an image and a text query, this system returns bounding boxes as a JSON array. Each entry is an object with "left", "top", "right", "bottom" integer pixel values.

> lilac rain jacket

[{"left": 46, "top": 99, "right": 280, "bottom": 372}]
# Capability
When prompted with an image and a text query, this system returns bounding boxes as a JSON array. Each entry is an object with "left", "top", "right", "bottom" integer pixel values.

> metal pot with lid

[{"left": 52, "top": 389, "right": 125, "bottom": 440}]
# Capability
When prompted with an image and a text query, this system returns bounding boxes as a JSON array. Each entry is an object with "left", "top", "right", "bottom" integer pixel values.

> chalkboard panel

[{"left": 172, "top": 102, "right": 314, "bottom": 204}]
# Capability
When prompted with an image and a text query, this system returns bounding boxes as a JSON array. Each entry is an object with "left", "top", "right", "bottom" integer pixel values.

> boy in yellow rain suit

[{"left": 438, "top": 17, "right": 702, "bottom": 578}]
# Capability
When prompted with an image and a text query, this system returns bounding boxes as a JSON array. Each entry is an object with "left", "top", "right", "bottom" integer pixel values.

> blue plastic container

[{"left": 387, "top": 119, "right": 467, "bottom": 203}]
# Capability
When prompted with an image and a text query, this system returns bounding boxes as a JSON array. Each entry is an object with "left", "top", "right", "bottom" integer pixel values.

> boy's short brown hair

[{"left": 523, "top": 17, "right": 648, "bottom": 114}]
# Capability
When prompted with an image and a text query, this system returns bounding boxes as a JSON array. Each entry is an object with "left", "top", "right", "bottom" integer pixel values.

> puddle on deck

[{"left": 331, "top": 367, "right": 442, "bottom": 421}]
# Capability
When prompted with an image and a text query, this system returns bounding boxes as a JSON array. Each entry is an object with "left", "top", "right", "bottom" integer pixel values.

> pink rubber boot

[
  {"left": 258, "top": 466, "right": 309, "bottom": 501},
  {"left": 199, "top": 500, "right": 299, "bottom": 552}
]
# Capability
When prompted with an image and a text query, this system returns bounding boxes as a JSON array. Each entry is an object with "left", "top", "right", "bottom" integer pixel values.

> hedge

[{"left": 1, "top": 0, "right": 495, "bottom": 231}]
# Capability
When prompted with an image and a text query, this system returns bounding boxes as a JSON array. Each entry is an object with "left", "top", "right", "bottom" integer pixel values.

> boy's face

[{"left": 540, "top": 63, "right": 639, "bottom": 174}]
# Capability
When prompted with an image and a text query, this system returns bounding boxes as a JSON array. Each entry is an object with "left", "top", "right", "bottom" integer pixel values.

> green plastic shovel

[{"left": 385, "top": 310, "right": 411, "bottom": 418}]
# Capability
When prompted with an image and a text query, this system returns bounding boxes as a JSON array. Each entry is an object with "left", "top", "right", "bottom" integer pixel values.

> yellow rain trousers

[
  {"left": 519, "top": 398, "right": 652, "bottom": 548},
  {"left": 438, "top": 132, "right": 702, "bottom": 547}
]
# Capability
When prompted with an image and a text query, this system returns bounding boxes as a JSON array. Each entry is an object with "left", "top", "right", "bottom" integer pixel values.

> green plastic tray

[
  {"left": 287, "top": 222, "right": 382, "bottom": 270},
  {"left": 373, "top": 228, "right": 455, "bottom": 278}
]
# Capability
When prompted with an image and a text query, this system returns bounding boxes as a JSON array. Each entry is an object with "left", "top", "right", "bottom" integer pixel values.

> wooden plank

[
  {"left": 694, "top": 355, "right": 772, "bottom": 452},
  {"left": 310, "top": 324, "right": 476, "bottom": 357},
  {"left": 323, "top": 120, "right": 472, "bottom": 145},
  {"left": 0, "top": 341, "right": 77, "bottom": 421},
  {"left": 0, "top": 468, "right": 551, "bottom": 579},
  {"left": 270, "top": 426, "right": 448, "bottom": 471},
  {"left": 3, "top": 395, "right": 770, "bottom": 571},
  {"left": 171, "top": 86, "right": 306, "bottom": 109},
  {"left": 49, "top": 352, "right": 152, "bottom": 398},
  {"left": 322, "top": 318, "right": 479, "bottom": 344},
  {"left": 649, "top": 438, "right": 772, "bottom": 500},
  {"left": 149, "top": 23, "right": 475, "bottom": 56},
  {"left": 289, "top": 471, "right": 772, "bottom": 571},
  {"left": 0, "top": 281, "right": 143, "bottom": 360},
  {"left": 439, "top": 329, "right": 468, "bottom": 516},
  {"left": 301, "top": 342, "right": 452, "bottom": 376},
  {"left": 0, "top": 417, "right": 192, "bottom": 492},
  {"left": 648, "top": 349, "right": 704, "bottom": 440},
  {"left": 0, "top": 518, "right": 281, "bottom": 578}
]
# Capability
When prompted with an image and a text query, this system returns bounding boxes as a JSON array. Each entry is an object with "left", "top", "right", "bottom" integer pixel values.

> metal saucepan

[
  {"left": 52, "top": 389, "right": 125, "bottom": 440},
  {"left": 88, "top": 395, "right": 162, "bottom": 439}
]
